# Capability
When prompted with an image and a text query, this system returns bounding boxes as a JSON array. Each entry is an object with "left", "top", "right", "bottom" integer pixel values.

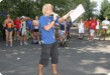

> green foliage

[
  {"left": 104, "top": 7, "right": 110, "bottom": 18},
  {"left": 0, "top": 0, "right": 97, "bottom": 27},
  {"left": 68, "top": 0, "right": 97, "bottom": 19},
  {"left": 100, "top": 0, "right": 110, "bottom": 20}
]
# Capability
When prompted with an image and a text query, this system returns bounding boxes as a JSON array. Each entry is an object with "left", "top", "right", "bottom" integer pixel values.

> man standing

[
  {"left": 38, "top": 4, "right": 72, "bottom": 75},
  {"left": 89, "top": 17, "right": 97, "bottom": 40},
  {"left": 101, "top": 17, "right": 110, "bottom": 40}
]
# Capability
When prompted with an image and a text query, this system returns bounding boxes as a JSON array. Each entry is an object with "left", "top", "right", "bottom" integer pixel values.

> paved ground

[{"left": 0, "top": 29, "right": 110, "bottom": 75}]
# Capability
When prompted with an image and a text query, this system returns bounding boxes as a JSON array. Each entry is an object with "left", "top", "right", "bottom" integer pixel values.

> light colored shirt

[{"left": 102, "top": 20, "right": 110, "bottom": 29}]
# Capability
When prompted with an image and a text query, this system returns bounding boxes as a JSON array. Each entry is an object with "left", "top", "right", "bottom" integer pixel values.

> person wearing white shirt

[
  {"left": 101, "top": 17, "right": 110, "bottom": 40},
  {"left": 102, "top": 17, "right": 110, "bottom": 30},
  {"left": 20, "top": 16, "right": 28, "bottom": 45},
  {"left": 78, "top": 18, "right": 85, "bottom": 39}
]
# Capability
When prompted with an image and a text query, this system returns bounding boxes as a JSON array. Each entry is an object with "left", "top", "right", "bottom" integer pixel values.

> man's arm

[
  {"left": 44, "top": 10, "right": 73, "bottom": 31},
  {"left": 44, "top": 21, "right": 55, "bottom": 31},
  {"left": 3, "top": 20, "right": 7, "bottom": 27},
  {"left": 58, "top": 10, "right": 74, "bottom": 23},
  {"left": 58, "top": 14, "right": 69, "bottom": 23}
]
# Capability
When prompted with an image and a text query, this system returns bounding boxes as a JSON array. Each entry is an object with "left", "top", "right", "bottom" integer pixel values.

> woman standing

[{"left": 3, "top": 15, "right": 14, "bottom": 47}]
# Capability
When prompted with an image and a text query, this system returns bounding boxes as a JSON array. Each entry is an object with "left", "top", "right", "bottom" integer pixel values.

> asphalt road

[{"left": 0, "top": 29, "right": 110, "bottom": 75}]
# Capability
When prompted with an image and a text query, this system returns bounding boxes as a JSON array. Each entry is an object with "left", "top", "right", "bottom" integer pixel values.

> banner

[{"left": 70, "top": 4, "right": 85, "bottom": 22}]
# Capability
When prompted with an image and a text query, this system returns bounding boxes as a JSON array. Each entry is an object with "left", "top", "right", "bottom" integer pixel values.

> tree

[
  {"left": 104, "top": 7, "right": 110, "bottom": 19},
  {"left": 100, "top": 0, "right": 110, "bottom": 20},
  {"left": 0, "top": 0, "right": 37, "bottom": 18},
  {"left": 67, "top": 0, "right": 97, "bottom": 19},
  {"left": 0, "top": 0, "right": 97, "bottom": 26},
  {"left": 34, "top": 0, "right": 70, "bottom": 16}
]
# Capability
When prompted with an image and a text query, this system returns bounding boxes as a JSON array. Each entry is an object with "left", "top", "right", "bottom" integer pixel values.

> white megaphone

[{"left": 52, "top": 12, "right": 59, "bottom": 17}]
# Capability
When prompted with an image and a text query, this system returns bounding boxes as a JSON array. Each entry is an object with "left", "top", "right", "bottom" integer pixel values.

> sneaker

[
  {"left": 20, "top": 42, "right": 23, "bottom": 45},
  {"left": 6, "top": 44, "right": 8, "bottom": 47},
  {"left": 10, "top": 45, "right": 13, "bottom": 47},
  {"left": 34, "top": 41, "right": 39, "bottom": 44},
  {"left": 17, "top": 38, "right": 20, "bottom": 40},
  {"left": 39, "top": 41, "right": 42, "bottom": 45},
  {"left": 64, "top": 41, "right": 68, "bottom": 47},
  {"left": 24, "top": 42, "right": 28, "bottom": 45},
  {"left": 31, "top": 41, "right": 36, "bottom": 44},
  {"left": 14, "top": 38, "right": 16, "bottom": 40},
  {"left": 10, "top": 43, "right": 13, "bottom": 47}
]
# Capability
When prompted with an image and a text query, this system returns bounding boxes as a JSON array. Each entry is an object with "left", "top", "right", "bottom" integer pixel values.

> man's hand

[
  {"left": 52, "top": 12, "right": 58, "bottom": 21},
  {"left": 3, "top": 24, "right": 6, "bottom": 27}
]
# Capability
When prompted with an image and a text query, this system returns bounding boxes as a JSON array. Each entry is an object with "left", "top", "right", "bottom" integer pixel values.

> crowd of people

[
  {"left": 3, "top": 15, "right": 40, "bottom": 47},
  {"left": 2, "top": 15, "right": 110, "bottom": 47},
  {"left": 2, "top": 14, "right": 72, "bottom": 47},
  {"left": 2, "top": 14, "right": 110, "bottom": 47},
  {"left": 77, "top": 16, "right": 110, "bottom": 41}
]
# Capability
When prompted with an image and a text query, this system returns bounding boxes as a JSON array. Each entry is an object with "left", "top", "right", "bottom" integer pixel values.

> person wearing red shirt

[
  {"left": 89, "top": 17, "right": 97, "bottom": 40},
  {"left": 14, "top": 17, "right": 21, "bottom": 40}
]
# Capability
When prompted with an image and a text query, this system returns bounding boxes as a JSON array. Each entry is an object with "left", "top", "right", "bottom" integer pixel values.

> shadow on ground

[{"left": 0, "top": 28, "right": 110, "bottom": 75}]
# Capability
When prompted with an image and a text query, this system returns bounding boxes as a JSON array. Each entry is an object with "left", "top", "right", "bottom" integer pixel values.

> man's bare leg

[
  {"left": 52, "top": 64, "right": 58, "bottom": 74},
  {"left": 38, "top": 64, "right": 43, "bottom": 75}
]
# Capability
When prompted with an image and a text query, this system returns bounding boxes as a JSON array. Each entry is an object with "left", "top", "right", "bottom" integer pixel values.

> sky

[{"left": 91, "top": 0, "right": 110, "bottom": 10}]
